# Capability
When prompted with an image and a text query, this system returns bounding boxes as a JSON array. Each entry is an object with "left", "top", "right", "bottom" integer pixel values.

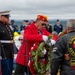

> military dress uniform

[
  {"left": 54, "top": 24, "right": 63, "bottom": 34},
  {"left": 0, "top": 21, "right": 14, "bottom": 75}
]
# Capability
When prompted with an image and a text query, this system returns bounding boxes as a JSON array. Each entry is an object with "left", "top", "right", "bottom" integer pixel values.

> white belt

[
  {"left": 0, "top": 56, "right": 2, "bottom": 60},
  {"left": 0, "top": 40, "right": 13, "bottom": 43}
]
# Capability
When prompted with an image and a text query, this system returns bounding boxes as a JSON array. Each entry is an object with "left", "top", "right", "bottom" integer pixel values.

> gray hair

[
  {"left": 66, "top": 19, "right": 75, "bottom": 30},
  {"left": 52, "top": 31, "right": 58, "bottom": 36}
]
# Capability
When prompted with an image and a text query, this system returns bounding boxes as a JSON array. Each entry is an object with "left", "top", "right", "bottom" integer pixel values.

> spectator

[
  {"left": 46, "top": 24, "right": 52, "bottom": 33},
  {"left": 10, "top": 20, "right": 17, "bottom": 32},
  {"left": 14, "top": 30, "right": 24, "bottom": 50},
  {"left": 53, "top": 19, "right": 63, "bottom": 34},
  {"left": 20, "top": 20, "right": 29, "bottom": 31}
]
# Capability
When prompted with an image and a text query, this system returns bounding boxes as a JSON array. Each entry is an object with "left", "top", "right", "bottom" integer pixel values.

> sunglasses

[
  {"left": 41, "top": 23, "right": 46, "bottom": 26},
  {"left": 19, "top": 39, "right": 22, "bottom": 41}
]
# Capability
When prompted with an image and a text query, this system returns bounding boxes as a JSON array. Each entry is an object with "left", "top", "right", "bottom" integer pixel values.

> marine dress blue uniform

[
  {"left": 0, "top": 10, "right": 14, "bottom": 75},
  {"left": 0, "top": 21, "right": 14, "bottom": 75}
]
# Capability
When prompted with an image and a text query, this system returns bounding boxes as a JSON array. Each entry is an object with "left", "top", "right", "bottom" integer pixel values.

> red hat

[{"left": 36, "top": 14, "right": 48, "bottom": 22}]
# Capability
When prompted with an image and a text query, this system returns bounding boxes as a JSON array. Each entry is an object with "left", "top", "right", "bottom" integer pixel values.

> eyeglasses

[
  {"left": 19, "top": 39, "right": 22, "bottom": 41},
  {"left": 41, "top": 23, "right": 46, "bottom": 26}
]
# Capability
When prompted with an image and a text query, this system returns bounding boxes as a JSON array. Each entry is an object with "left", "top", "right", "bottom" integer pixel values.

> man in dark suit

[
  {"left": 0, "top": 10, "right": 14, "bottom": 75},
  {"left": 20, "top": 20, "right": 29, "bottom": 31}
]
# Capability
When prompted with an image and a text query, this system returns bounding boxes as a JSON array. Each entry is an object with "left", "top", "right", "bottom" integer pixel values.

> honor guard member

[
  {"left": 0, "top": 10, "right": 14, "bottom": 75},
  {"left": 53, "top": 19, "right": 63, "bottom": 34},
  {"left": 50, "top": 19, "right": 75, "bottom": 75}
]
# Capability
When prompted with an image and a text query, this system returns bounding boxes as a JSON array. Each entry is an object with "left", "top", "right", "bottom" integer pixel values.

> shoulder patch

[{"left": 68, "top": 36, "right": 75, "bottom": 57}]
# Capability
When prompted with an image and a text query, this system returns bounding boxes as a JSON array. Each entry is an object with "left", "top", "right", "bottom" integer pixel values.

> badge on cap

[{"left": 36, "top": 14, "right": 48, "bottom": 22}]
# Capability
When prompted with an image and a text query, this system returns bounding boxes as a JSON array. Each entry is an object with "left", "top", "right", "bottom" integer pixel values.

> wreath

[
  {"left": 28, "top": 35, "right": 53, "bottom": 75},
  {"left": 28, "top": 29, "right": 67, "bottom": 75}
]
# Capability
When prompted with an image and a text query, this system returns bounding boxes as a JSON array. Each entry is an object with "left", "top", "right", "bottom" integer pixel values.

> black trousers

[{"left": 14, "top": 63, "right": 32, "bottom": 75}]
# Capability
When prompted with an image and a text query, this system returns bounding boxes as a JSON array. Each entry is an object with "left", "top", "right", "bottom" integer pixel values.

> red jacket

[{"left": 16, "top": 23, "right": 50, "bottom": 66}]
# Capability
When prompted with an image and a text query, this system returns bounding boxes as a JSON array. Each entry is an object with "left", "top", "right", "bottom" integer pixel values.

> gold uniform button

[
  {"left": 8, "top": 29, "right": 10, "bottom": 31},
  {"left": 10, "top": 34, "right": 12, "bottom": 36},
  {"left": 3, "top": 31, "right": 4, "bottom": 33},
  {"left": 9, "top": 32, "right": 11, "bottom": 34},
  {"left": 10, "top": 37, "right": 12, "bottom": 39},
  {"left": 7, "top": 28, "right": 9, "bottom": 30}
]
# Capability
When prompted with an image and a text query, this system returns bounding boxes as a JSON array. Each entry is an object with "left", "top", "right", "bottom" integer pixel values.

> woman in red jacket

[{"left": 14, "top": 15, "right": 57, "bottom": 75}]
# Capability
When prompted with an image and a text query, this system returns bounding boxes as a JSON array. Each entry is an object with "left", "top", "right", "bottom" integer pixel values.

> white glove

[
  {"left": 47, "top": 39, "right": 56, "bottom": 46},
  {"left": 42, "top": 48, "right": 46, "bottom": 55},
  {"left": 50, "top": 39, "right": 56, "bottom": 45},
  {"left": 47, "top": 42, "right": 52, "bottom": 46},
  {"left": 42, "top": 35, "right": 48, "bottom": 43}
]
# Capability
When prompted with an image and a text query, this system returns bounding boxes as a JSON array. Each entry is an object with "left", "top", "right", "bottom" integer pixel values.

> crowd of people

[{"left": 0, "top": 10, "right": 75, "bottom": 75}]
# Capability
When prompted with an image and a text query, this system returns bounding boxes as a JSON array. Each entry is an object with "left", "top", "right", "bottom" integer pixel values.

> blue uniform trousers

[{"left": 1, "top": 58, "right": 13, "bottom": 75}]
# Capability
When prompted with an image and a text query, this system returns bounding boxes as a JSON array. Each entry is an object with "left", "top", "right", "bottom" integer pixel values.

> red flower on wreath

[
  {"left": 42, "top": 59, "right": 47, "bottom": 65},
  {"left": 28, "top": 60, "right": 35, "bottom": 75},
  {"left": 31, "top": 45, "right": 38, "bottom": 51},
  {"left": 29, "top": 43, "right": 38, "bottom": 57},
  {"left": 29, "top": 52, "right": 32, "bottom": 57}
]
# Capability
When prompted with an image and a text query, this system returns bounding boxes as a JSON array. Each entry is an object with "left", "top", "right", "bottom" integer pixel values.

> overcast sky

[{"left": 0, "top": 0, "right": 75, "bottom": 20}]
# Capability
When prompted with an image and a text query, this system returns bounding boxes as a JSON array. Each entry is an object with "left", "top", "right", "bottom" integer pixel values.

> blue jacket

[
  {"left": 54, "top": 24, "right": 63, "bottom": 34},
  {"left": 20, "top": 25, "right": 26, "bottom": 31}
]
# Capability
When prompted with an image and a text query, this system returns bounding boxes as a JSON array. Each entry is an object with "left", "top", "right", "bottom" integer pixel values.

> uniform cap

[
  {"left": 11, "top": 20, "right": 15, "bottom": 22},
  {"left": 23, "top": 20, "right": 29, "bottom": 22},
  {"left": 0, "top": 10, "right": 10, "bottom": 17},
  {"left": 36, "top": 14, "right": 48, "bottom": 22},
  {"left": 57, "top": 19, "right": 59, "bottom": 22}
]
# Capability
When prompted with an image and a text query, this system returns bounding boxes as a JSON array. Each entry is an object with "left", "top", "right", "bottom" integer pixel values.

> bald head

[{"left": 66, "top": 19, "right": 75, "bottom": 32}]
